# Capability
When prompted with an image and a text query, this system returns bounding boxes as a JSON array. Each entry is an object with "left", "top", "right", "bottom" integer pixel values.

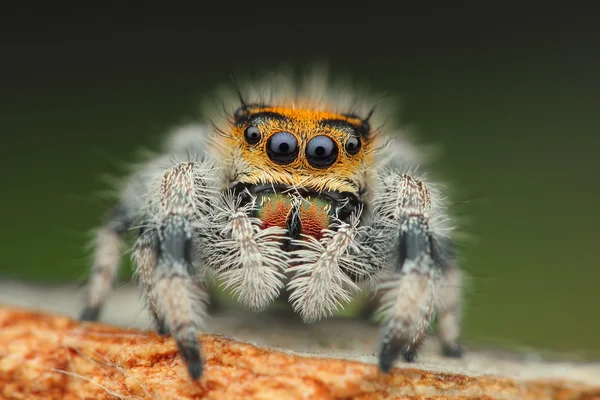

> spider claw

[
  {"left": 402, "top": 348, "right": 418, "bottom": 362},
  {"left": 80, "top": 307, "right": 100, "bottom": 321},
  {"left": 378, "top": 340, "right": 401, "bottom": 372},
  {"left": 378, "top": 317, "right": 424, "bottom": 373},
  {"left": 377, "top": 351, "right": 395, "bottom": 373},
  {"left": 377, "top": 335, "right": 414, "bottom": 373},
  {"left": 442, "top": 342, "right": 464, "bottom": 358},
  {"left": 177, "top": 336, "right": 204, "bottom": 380},
  {"left": 156, "top": 320, "right": 170, "bottom": 336}
]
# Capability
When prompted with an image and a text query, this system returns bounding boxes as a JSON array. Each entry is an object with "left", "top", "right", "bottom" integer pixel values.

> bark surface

[{"left": 1, "top": 305, "right": 599, "bottom": 400}]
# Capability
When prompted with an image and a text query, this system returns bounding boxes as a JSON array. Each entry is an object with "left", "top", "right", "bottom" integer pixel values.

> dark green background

[{"left": 1, "top": 6, "right": 598, "bottom": 359}]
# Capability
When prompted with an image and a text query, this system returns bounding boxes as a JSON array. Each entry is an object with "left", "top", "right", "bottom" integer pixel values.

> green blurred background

[{"left": 1, "top": 6, "right": 598, "bottom": 359}]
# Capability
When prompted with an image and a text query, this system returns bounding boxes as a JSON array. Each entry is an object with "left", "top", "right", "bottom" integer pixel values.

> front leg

[
  {"left": 367, "top": 172, "right": 456, "bottom": 372},
  {"left": 135, "top": 161, "right": 215, "bottom": 380},
  {"left": 377, "top": 215, "right": 440, "bottom": 370}
]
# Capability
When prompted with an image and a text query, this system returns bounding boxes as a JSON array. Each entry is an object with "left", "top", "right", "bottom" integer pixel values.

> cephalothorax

[{"left": 80, "top": 69, "right": 465, "bottom": 379}]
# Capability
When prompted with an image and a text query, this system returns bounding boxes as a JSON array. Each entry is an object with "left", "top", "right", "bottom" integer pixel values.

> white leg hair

[
  {"left": 83, "top": 153, "right": 218, "bottom": 381},
  {"left": 359, "top": 169, "right": 462, "bottom": 371},
  {"left": 80, "top": 124, "right": 291, "bottom": 379},
  {"left": 137, "top": 160, "right": 217, "bottom": 380},
  {"left": 434, "top": 254, "right": 464, "bottom": 357},
  {"left": 80, "top": 206, "right": 131, "bottom": 321},
  {"left": 80, "top": 124, "right": 216, "bottom": 322},
  {"left": 133, "top": 226, "right": 168, "bottom": 334}
]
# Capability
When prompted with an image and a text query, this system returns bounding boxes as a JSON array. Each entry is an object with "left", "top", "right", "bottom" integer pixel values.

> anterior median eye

[
  {"left": 267, "top": 131, "right": 298, "bottom": 164},
  {"left": 306, "top": 135, "right": 338, "bottom": 168}
]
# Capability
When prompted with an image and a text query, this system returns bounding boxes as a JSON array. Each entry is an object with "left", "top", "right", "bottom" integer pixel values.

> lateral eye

[
  {"left": 244, "top": 125, "right": 261, "bottom": 144},
  {"left": 345, "top": 136, "right": 361, "bottom": 155},
  {"left": 306, "top": 135, "right": 338, "bottom": 168},
  {"left": 266, "top": 131, "right": 299, "bottom": 164}
]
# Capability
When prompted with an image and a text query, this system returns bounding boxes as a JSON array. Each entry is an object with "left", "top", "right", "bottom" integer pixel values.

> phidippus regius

[{"left": 79, "top": 69, "right": 464, "bottom": 380}]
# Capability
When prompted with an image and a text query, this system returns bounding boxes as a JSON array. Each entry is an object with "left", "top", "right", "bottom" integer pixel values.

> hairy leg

[
  {"left": 80, "top": 124, "right": 219, "bottom": 379},
  {"left": 141, "top": 161, "right": 214, "bottom": 380},
  {"left": 359, "top": 236, "right": 465, "bottom": 358},
  {"left": 79, "top": 152, "right": 181, "bottom": 322},
  {"left": 80, "top": 204, "right": 132, "bottom": 321},
  {"left": 361, "top": 172, "right": 456, "bottom": 372},
  {"left": 134, "top": 225, "right": 169, "bottom": 335},
  {"left": 376, "top": 216, "right": 441, "bottom": 370},
  {"left": 436, "top": 253, "right": 463, "bottom": 357}
]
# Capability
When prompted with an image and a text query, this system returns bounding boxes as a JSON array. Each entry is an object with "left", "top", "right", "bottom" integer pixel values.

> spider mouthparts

[
  {"left": 231, "top": 182, "right": 360, "bottom": 221},
  {"left": 230, "top": 182, "right": 361, "bottom": 244}
]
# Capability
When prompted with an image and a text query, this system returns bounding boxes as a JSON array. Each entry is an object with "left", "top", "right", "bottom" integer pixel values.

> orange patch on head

[{"left": 223, "top": 105, "right": 373, "bottom": 197}]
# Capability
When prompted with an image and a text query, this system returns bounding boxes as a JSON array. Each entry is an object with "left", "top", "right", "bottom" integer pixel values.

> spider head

[
  {"left": 227, "top": 103, "right": 373, "bottom": 193},
  {"left": 223, "top": 103, "right": 374, "bottom": 239}
]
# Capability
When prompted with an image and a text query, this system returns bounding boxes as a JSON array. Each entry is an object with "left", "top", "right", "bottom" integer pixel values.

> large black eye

[
  {"left": 244, "top": 125, "right": 261, "bottom": 144},
  {"left": 266, "top": 131, "right": 298, "bottom": 164},
  {"left": 345, "top": 136, "right": 361, "bottom": 155},
  {"left": 306, "top": 135, "right": 338, "bottom": 168}
]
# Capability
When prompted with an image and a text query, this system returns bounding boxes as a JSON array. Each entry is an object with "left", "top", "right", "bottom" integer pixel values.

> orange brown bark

[{"left": 0, "top": 306, "right": 598, "bottom": 400}]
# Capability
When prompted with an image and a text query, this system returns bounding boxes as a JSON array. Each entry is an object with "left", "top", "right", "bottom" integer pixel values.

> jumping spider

[{"left": 80, "top": 70, "right": 464, "bottom": 380}]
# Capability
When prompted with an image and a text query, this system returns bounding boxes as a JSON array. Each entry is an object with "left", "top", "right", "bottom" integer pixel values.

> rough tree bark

[{"left": 1, "top": 305, "right": 599, "bottom": 400}]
